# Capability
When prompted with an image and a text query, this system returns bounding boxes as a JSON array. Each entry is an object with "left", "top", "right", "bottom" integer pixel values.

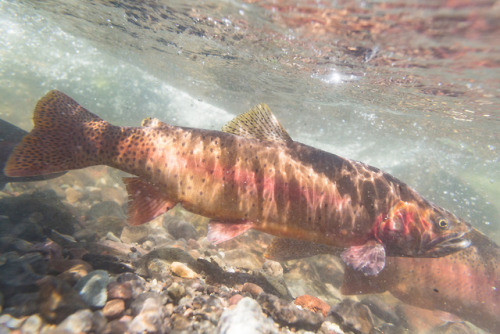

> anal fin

[
  {"left": 207, "top": 221, "right": 254, "bottom": 244},
  {"left": 123, "top": 177, "right": 177, "bottom": 226}
]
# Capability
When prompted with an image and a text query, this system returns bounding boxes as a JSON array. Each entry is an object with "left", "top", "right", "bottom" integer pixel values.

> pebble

[
  {"left": 257, "top": 293, "right": 324, "bottom": 331},
  {"left": 217, "top": 297, "right": 278, "bottom": 334},
  {"left": 104, "top": 319, "right": 129, "bottom": 334},
  {"left": 318, "top": 321, "right": 345, "bottom": 334},
  {"left": 228, "top": 294, "right": 244, "bottom": 306},
  {"left": 0, "top": 314, "right": 24, "bottom": 329},
  {"left": 165, "top": 216, "right": 198, "bottom": 241},
  {"left": 110, "top": 273, "right": 145, "bottom": 300},
  {"left": 74, "top": 270, "right": 110, "bottom": 308},
  {"left": 295, "top": 295, "right": 331, "bottom": 317},
  {"left": 242, "top": 282, "right": 264, "bottom": 297},
  {"left": 128, "top": 297, "right": 165, "bottom": 334},
  {"left": 87, "top": 201, "right": 126, "bottom": 220},
  {"left": 328, "top": 299, "right": 375, "bottom": 334},
  {"left": 37, "top": 276, "right": 88, "bottom": 323},
  {"left": 170, "top": 261, "right": 198, "bottom": 279},
  {"left": 171, "top": 314, "right": 190, "bottom": 331},
  {"left": 73, "top": 228, "right": 97, "bottom": 242},
  {"left": 120, "top": 225, "right": 149, "bottom": 244},
  {"left": 55, "top": 309, "right": 93, "bottom": 333},
  {"left": 262, "top": 260, "right": 284, "bottom": 277},
  {"left": 167, "top": 282, "right": 186, "bottom": 302},
  {"left": 51, "top": 259, "right": 93, "bottom": 284},
  {"left": 65, "top": 187, "right": 84, "bottom": 204},
  {"left": 147, "top": 258, "right": 174, "bottom": 281},
  {"left": 103, "top": 299, "right": 125, "bottom": 319},
  {"left": 107, "top": 281, "right": 132, "bottom": 300}
]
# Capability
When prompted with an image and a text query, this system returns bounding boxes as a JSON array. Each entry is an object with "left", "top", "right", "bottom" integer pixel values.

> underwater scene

[{"left": 0, "top": 0, "right": 499, "bottom": 333}]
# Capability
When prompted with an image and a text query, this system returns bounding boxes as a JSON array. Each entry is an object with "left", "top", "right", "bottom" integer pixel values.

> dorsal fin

[
  {"left": 222, "top": 104, "right": 292, "bottom": 143},
  {"left": 141, "top": 117, "right": 172, "bottom": 130}
]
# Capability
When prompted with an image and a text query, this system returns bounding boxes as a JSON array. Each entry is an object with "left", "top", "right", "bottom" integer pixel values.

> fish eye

[{"left": 437, "top": 218, "right": 448, "bottom": 229}]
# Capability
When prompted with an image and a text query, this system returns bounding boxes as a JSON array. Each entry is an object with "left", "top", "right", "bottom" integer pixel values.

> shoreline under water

[{"left": 0, "top": 0, "right": 499, "bottom": 333}]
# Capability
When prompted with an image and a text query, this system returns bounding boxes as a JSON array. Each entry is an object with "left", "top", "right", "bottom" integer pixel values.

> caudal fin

[{"left": 4, "top": 90, "right": 108, "bottom": 177}]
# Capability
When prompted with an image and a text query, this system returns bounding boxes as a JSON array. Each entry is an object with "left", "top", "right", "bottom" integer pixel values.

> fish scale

[{"left": 4, "top": 90, "right": 471, "bottom": 275}]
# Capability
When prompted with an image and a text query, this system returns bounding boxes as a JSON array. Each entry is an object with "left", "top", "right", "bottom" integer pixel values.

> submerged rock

[
  {"left": 37, "top": 276, "right": 88, "bottom": 323},
  {"left": 107, "top": 273, "right": 145, "bottom": 301},
  {"left": 217, "top": 297, "right": 278, "bottom": 334},
  {"left": 103, "top": 299, "right": 125, "bottom": 319},
  {"left": 170, "top": 261, "right": 198, "bottom": 279},
  {"left": 19, "top": 314, "right": 44, "bottom": 334},
  {"left": 0, "top": 252, "right": 45, "bottom": 297},
  {"left": 257, "top": 293, "right": 324, "bottom": 331},
  {"left": 295, "top": 294, "right": 331, "bottom": 317},
  {"left": 74, "top": 270, "right": 110, "bottom": 308},
  {"left": 165, "top": 216, "right": 198, "bottom": 241},
  {"left": 87, "top": 201, "right": 126, "bottom": 220},
  {"left": 328, "top": 299, "right": 375, "bottom": 334},
  {"left": 0, "top": 191, "right": 77, "bottom": 235},
  {"left": 55, "top": 309, "right": 93, "bottom": 333},
  {"left": 129, "top": 296, "right": 166, "bottom": 334}
]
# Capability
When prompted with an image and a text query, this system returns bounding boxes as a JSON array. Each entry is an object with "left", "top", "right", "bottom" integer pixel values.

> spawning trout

[
  {"left": 341, "top": 228, "right": 500, "bottom": 333},
  {"left": 4, "top": 90, "right": 471, "bottom": 275}
]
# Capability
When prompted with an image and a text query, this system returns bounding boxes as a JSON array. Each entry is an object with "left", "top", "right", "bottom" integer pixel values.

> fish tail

[{"left": 4, "top": 90, "right": 109, "bottom": 177}]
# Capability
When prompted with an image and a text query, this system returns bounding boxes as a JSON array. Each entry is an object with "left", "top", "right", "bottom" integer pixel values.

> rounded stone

[
  {"left": 56, "top": 309, "right": 93, "bottom": 333},
  {"left": 74, "top": 270, "right": 110, "bottom": 308},
  {"left": 103, "top": 299, "right": 125, "bottom": 319},
  {"left": 295, "top": 295, "right": 331, "bottom": 317},
  {"left": 167, "top": 282, "right": 186, "bottom": 302},
  {"left": 170, "top": 261, "right": 198, "bottom": 279},
  {"left": 217, "top": 297, "right": 277, "bottom": 334},
  {"left": 19, "top": 314, "right": 43, "bottom": 334},
  {"left": 241, "top": 282, "right": 264, "bottom": 297}
]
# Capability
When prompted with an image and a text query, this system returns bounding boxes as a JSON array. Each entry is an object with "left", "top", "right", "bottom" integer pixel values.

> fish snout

[{"left": 421, "top": 231, "right": 472, "bottom": 257}]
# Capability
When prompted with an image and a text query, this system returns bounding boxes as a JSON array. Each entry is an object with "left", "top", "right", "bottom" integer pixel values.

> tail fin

[{"left": 4, "top": 90, "right": 108, "bottom": 177}]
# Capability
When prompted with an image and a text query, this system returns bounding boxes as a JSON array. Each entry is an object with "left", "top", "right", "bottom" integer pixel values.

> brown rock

[
  {"left": 228, "top": 294, "right": 244, "bottom": 306},
  {"left": 55, "top": 260, "right": 93, "bottom": 284},
  {"left": 37, "top": 276, "right": 88, "bottom": 323},
  {"left": 103, "top": 299, "right": 125, "bottom": 319},
  {"left": 295, "top": 295, "right": 331, "bottom": 317},
  {"left": 242, "top": 282, "right": 264, "bottom": 297},
  {"left": 107, "top": 282, "right": 132, "bottom": 300}
]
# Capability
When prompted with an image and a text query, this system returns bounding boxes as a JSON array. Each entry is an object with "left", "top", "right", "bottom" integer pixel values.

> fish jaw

[{"left": 374, "top": 200, "right": 472, "bottom": 258}]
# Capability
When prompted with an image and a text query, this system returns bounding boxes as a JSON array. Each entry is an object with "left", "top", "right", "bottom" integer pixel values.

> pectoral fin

[
  {"left": 341, "top": 241, "right": 386, "bottom": 276},
  {"left": 123, "top": 177, "right": 177, "bottom": 226},
  {"left": 207, "top": 221, "right": 254, "bottom": 244}
]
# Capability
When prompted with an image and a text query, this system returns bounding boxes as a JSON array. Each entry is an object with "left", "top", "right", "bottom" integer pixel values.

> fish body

[
  {"left": 341, "top": 229, "right": 500, "bottom": 333},
  {"left": 4, "top": 90, "right": 471, "bottom": 274}
]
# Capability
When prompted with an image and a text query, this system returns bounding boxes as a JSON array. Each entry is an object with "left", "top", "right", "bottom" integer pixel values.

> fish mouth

[{"left": 421, "top": 231, "right": 471, "bottom": 257}]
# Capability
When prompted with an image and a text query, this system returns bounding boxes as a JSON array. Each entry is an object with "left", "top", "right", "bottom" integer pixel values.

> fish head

[{"left": 375, "top": 200, "right": 471, "bottom": 257}]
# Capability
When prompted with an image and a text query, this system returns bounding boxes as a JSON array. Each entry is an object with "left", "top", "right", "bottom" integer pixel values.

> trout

[
  {"left": 4, "top": 90, "right": 471, "bottom": 275},
  {"left": 341, "top": 229, "right": 500, "bottom": 333}
]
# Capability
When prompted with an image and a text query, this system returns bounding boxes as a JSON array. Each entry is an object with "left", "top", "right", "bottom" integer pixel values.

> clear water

[{"left": 0, "top": 0, "right": 498, "bottom": 238}]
